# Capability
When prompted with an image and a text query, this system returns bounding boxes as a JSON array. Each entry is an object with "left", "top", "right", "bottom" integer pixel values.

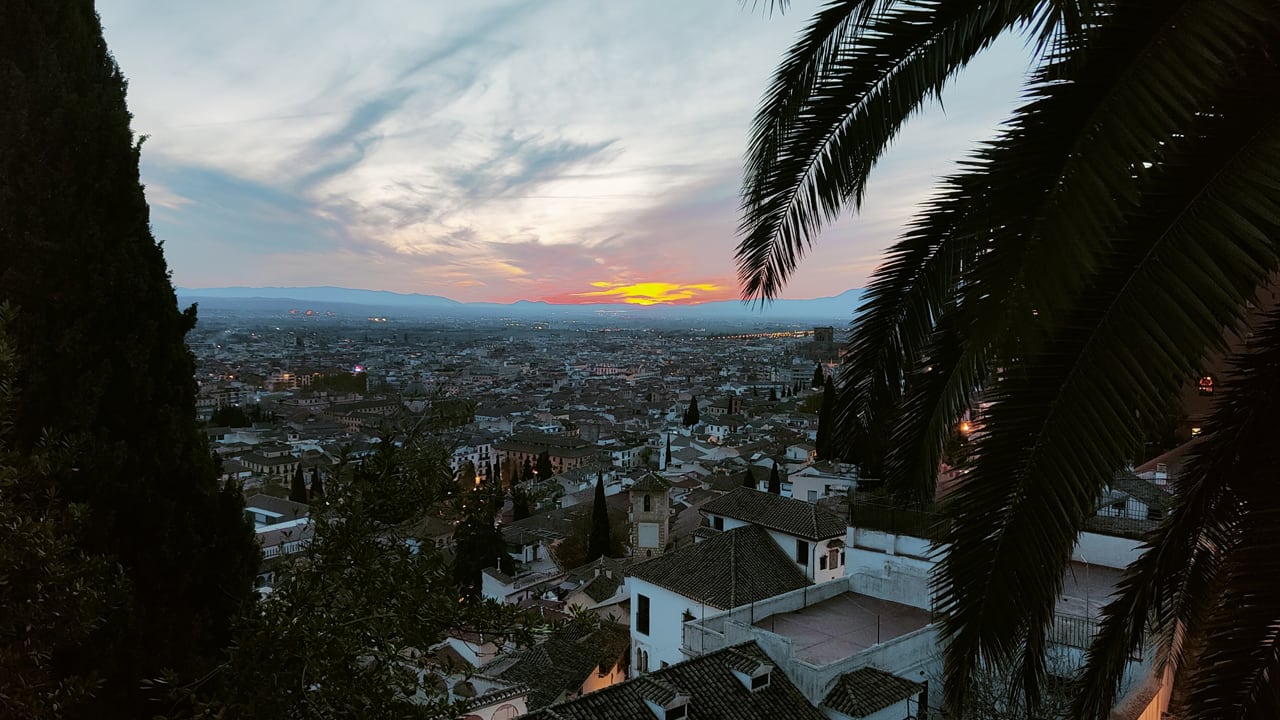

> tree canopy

[
  {"left": 586, "top": 472, "right": 611, "bottom": 562},
  {"left": 738, "top": 1, "right": 1280, "bottom": 717},
  {"left": 1, "top": 4, "right": 259, "bottom": 714},
  {"left": 683, "top": 396, "right": 700, "bottom": 427}
]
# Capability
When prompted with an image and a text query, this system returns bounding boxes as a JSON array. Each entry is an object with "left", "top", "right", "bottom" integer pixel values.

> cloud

[{"left": 99, "top": 1, "right": 1035, "bottom": 301}]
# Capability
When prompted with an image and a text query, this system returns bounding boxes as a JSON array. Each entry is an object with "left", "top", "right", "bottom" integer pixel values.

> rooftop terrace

[{"left": 752, "top": 592, "right": 932, "bottom": 665}]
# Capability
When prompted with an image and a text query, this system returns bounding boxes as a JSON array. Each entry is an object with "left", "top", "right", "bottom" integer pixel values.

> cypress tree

[
  {"left": 811, "top": 364, "right": 824, "bottom": 389},
  {"left": 512, "top": 487, "right": 531, "bottom": 521},
  {"left": 742, "top": 467, "right": 756, "bottom": 489},
  {"left": 586, "top": 471, "right": 610, "bottom": 562},
  {"left": 0, "top": 4, "right": 258, "bottom": 714},
  {"left": 309, "top": 468, "right": 325, "bottom": 501},
  {"left": 536, "top": 449, "right": 554, "bottom": 479},
  {"left": 769, "top": 462, "right": 782, "bottom": 495},
  {"left": 683, "top": 395, "right": 700, "bottom": 427},
  {"left": 522, "top": 458, "right": 534, "bottom": 482},
  {"left": 289, "top": 464, "right": 309, "bottom": 504},
  {"left": 816, "top": 376, "right": 837, "bottom": 460},
  {"left": 769, "top": 387, "right": 778, "bottom": 401}
]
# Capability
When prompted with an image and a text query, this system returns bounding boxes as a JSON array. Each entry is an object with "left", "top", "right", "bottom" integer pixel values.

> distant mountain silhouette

[{"left": 176, "top": 286, "right": 864, "bottom": 322}]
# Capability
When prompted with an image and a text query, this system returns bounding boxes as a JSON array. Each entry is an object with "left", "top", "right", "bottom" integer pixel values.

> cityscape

[{"left": 4, "top": 2, "right": 1277, "bottom": 720}]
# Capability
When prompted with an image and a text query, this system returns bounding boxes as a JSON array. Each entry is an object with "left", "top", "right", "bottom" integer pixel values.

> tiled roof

[
  {"left": 627, "top": 525, "right": 810, "bottom": 610},
  {"left": 700, "top": 487, "right": 845, "bottom": 540},
  {"left": 244, "top": 494, "right": 309, "bottom": 518},
  {"left": 522, "top": 642, "right": 827, "bottom": 720},
  {"left": 631, "top": 473, "right": 671, "bottom": 492},
  {"left": 488, "top": 620, "right": 631, "bottom": 709},
  {"left": 1108, "top": 473, "right": 1172, "bottom": 511},
  {"left": 821, "top": 666, "right": 923, "bottom": 718}
]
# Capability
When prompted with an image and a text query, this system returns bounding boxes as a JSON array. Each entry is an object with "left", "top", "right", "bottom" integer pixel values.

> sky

[{"left": 98, "top": 1, "right": 1034, "bottom": 305}]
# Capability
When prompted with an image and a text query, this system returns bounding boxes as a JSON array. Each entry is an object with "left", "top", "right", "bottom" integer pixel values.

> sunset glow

[{"left": 557, "top": 281, "right": 732, "bottom": 306}]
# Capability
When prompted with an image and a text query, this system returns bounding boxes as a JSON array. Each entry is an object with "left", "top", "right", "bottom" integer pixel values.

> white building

[
  {"left": 700, "top": 487, "right": 848, "bottom": 583},
  {"left": 627, "top": 524, "right": 811, "bottom": 675}
]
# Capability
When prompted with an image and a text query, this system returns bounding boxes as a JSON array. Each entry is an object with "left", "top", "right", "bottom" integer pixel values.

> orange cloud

[{"left": 559, "top": 281, "right": 731, "bottom": 305}]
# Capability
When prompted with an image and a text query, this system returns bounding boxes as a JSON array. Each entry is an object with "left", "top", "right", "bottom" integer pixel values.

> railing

[
  {"left": 1083, "top": 513, "right": 1161, "bottom": 540},
  {"left": 847, "top": 495, "right": 947, "bottom": 541},
  {"left": 1049, "top": 612, "right": 1096, "bottom": 650},
  {"left": 849, "top": 494, "right": 1162, "bottom": 542}
]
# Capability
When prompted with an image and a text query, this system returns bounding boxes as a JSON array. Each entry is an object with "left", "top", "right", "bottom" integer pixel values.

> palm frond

[
  {"left": 842, "top": 0, "right": 1246, "bottom": 500},
  {"left": 936, "top": 50, "right": 1280, "bottom": 712},
  {"left": 738, "top": 0, "right": 1053, "bottom": 301}
]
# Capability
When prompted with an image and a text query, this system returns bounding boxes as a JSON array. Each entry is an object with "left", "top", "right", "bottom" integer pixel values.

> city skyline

[{"left": 99, "top": 0, "right": 1031, "bottom": 305}]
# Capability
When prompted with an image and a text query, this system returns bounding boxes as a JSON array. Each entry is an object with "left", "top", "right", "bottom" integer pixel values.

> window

[
  {"left": 712, "top": 516, "right": 724, "bottom": 531},
  {"left": 828, "top": 548, "right": 840, "bottom": 569},
  {"left": 1199, "top": 375, "right": 1215, "bottom": 395},
  {"left": 639, "top": 523, "right": 660, "bottom": 548},
  {"left": 796, "top": 539, "right": 809, "bottom": 566},
  {"left": 750, "top": 672, "right": 771, "bottom": 691},
  {"left": 643, "top": 494, "right": 652, "bottom": 512},
  {"left": 819, "top": 556, "right": 828, "bottom": 570},
  {"left": 807, "top": 490, "right": 818, "bottom": 502},
  {"left": 666, "top": 704, "right": 688, "bottom": 720},
  {"left": 637, "top": 594, "right": 650, "bottom": 635}
]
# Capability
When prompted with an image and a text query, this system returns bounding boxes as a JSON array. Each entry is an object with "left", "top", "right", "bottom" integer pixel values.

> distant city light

[{"left": 353, "top": 364, "right": 364, "bottom": 374}]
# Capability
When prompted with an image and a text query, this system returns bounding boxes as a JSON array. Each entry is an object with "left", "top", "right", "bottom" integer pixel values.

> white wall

[
  {"left": 788, "top": 471, "right": 857, "bottom": 503},
  {"left": 631, "top": 578, "right": 709, "bottom": 677},
  {"left": 1072, "top": 531, "right": 1143, "bottom": 570}
]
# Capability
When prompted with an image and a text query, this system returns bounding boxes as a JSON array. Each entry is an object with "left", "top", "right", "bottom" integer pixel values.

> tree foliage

[
  {"left": 768, "top": 462, "right": 782, "bottom": 495},
  {"left": 683, "top": 395, "right": 700, "bottom": 427},
  {"left": 0, "top": 306, "right": 125, "bottom": 719},
  {"left": 1, "top": 5, "right": 260, "bottom": 714},
  {"left": 738, "top": 1, "right": 1280, "bottom": 716},
  {"left": 290, "top": 464, "right": 309, "bottom": 504},
  {"left": 535, "top": 450, "right": 554, "bottom": 480},
  {"left": 167, "top": 436, "right": 532, "bottom": 719},
  {"left": 209, "top": 404, "right": 251, "bottom": 428},
  {"left": 815, "top": 376, "right": 836, "bottom": 460},
  {"left": 309, "top": 468, "right": 325, "bottom": 503},
  {"left": 586, "top": 472, "right": 611, "bottom": 562}
]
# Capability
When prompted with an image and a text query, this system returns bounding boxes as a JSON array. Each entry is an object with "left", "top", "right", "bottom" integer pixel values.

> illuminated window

[
  {"left": 1198, "top": 375, "right": 1215, "bottom": 396},
  {"left": 1191, "top": 427, "right": 1203, "bottom": 437}
]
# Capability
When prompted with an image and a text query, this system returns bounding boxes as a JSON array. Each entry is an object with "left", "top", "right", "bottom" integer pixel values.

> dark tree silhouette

[
  {"left": 815, "top": 376, "right": 837, "bottom": 461},
  {"left": 768, "top": 462, "right": 782, "bottom": 495},
  {"left": 0, "top": 4, "right": 258, "bottom": 714},
  {"left": 289, "top": 464, "right": 309, "bottom": 504},
  {"left": 737, "top": 2, "right": 1280, "bottom": 714},
  {"left": 309, "top": 468, "right": 325, "bottom": 502},
  {"left": 683, "top": 396, "right": 700, "bottom": 427},
  {"left": 536, "top": 450, "right": 554, "bottom": 480},
  {"left": 811, "top": 364, "right": 824, "bottom": 389},
  {"left": 586, "top": 472, "right": 611, "bottom": 562},
  {"left": 511, "top": 487, "right": 531, "bottom": 521}
]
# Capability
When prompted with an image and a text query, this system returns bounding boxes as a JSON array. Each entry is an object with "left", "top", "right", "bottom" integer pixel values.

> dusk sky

[{"left": 98, "top": 1, "right": 1033, "bottom": 305}]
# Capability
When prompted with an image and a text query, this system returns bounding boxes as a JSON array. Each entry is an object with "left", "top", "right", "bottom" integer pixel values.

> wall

[
  {"left": 579, "top": 657, "right": 627, "bottom": 695},
  {"left": 631, "top": 578, "right": 708, "bottom": 677},
  {"left": 1072, "top": 531, "right": 1143, "bottom": 570},
  {"left": 705, "top": 615, "right": 938, "bottom": 706}
]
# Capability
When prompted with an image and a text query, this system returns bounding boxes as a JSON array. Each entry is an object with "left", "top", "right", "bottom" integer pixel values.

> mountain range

[{"left": 175, "top": 286, "right": 864, "bottom": 323}]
